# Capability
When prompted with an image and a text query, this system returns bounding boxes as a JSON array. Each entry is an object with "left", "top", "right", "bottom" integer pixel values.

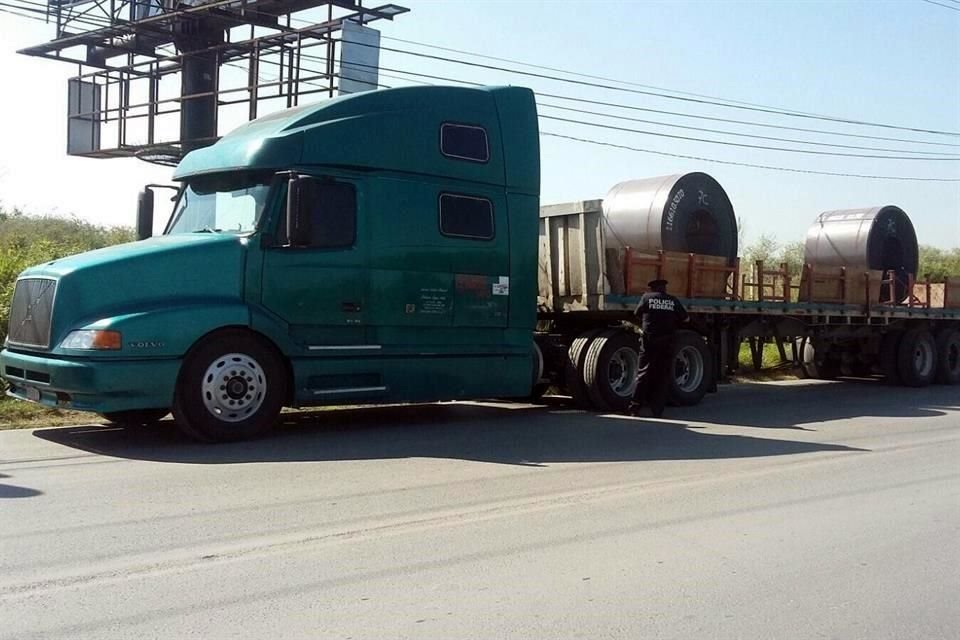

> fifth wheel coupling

[{"left": 602, "top": 172, "right": 738, "bottom": 264}]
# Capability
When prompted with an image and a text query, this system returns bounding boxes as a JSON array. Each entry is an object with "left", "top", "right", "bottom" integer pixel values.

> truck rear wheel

[
  {"left": 583, "top": 329, "right": 641, "bottom": 411},
  {"left": 934, "top": 327, "right": 960, "bottom": 385},
  {"left": 897, "top": 327, "right": 937, "bottom": 388},
  {"left": 564, "top": 329, "right": 604, "bottom": 409},
  {"left": 98, "top": 409, "right": 168, "bottom": 426},
  {"left": 173, "top": 330, "right": 287, "bottom": 442},
  {"left": 668, "top": 330, "right": 714, "bottom": 406}
]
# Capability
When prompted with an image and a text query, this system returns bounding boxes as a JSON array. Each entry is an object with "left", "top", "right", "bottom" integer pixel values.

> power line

[
  {"left": 315, "top": 47, "right": 960, "bottom": 152},
  {"left": 291, "top": 56, "right": 960, "bottom": 180},
  {"left": 537, "top": 102, "right": 960, "bottom": 157},
  {"left": 298, "top": 53, "right": 960, "bottom": 162},
  {"left": 0, "top": 4, "right": 47, "bottom": 23},
  {"left": 296, "top": 53, "right": 960, "bottom": 176},
  {"left": 536, "top": 92, "right": 960, "bottom": 149},
  {"left": 540, "top": 114, "right": 960, "bottom": 161},
  {"left": 541, "top": 132, "right": 960, "bottom": 182},
  {"left": 298, "top": 13, "right": 960, "bottom": 144},
  {"left": 338, "top": 38, "right": 960, "bottom": 137},
  {"left": 379, "top": 34, "right": 834, "bottom": 120},
  {"left": 15, "top": 0, "right": 960, "bottom": 146},
  {"left": 919, "top": 0, "right": 960, "bottom": 12}
]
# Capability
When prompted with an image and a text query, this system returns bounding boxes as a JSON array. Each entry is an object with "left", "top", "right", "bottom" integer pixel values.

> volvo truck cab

[{"left": 2, "top": 86, "right": 541, "bottom": 441}]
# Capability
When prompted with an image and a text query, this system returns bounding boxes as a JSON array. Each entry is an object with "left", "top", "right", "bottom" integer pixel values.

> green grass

[
  {"left": 0, "top": 396, "right": 95, "bottom": 430},
  {"left": 734, "top": 341, "right": 800, "bottom": 381}
]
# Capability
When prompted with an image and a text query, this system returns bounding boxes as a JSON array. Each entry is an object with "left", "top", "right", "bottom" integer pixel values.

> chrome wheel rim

[
  {"left": 675, "top": 345, "right": 704, "bottom": 393},
  {"left": 608, "top": 346, "right": 639, "bottom": 397},
  {"left": 201, "top": 353, "right": 266, "bottom": 423}
]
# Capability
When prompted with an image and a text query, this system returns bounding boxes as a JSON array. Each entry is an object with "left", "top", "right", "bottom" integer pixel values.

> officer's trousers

[{"left": 633, "top": 335, "right": 673, "bottom": 416}]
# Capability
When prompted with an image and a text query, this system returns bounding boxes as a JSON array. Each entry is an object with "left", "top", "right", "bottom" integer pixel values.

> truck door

[{"left": 260, "top": 177, "right": 368, "bottom": 347}]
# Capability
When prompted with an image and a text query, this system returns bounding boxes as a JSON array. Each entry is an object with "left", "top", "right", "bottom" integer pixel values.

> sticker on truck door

[{"left": 492, "top": 276, "right": 509, "bottom": 296}]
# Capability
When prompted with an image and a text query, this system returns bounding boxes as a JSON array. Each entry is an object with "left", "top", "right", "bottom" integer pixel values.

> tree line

[
  {"left": 0, "top": 208, "right": 134, "bottom": 344},
  {"left": 742, "top": 234, "right": 960, "bottom": 282}
]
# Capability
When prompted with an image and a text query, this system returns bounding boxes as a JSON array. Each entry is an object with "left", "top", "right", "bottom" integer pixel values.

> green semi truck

[{"left": 3, "top": 85, "right": 959, "bottom": 441}]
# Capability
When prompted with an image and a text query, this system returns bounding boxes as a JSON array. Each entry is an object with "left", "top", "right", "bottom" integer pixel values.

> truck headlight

[{"left": 60, "top": 330, "right": 122, "bottom": 350}]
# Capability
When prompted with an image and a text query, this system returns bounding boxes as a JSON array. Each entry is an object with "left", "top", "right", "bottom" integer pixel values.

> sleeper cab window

[
  {"left": 305, "top": 180, "right": 357, "bottom": 249},
  {"left": 439, "top": 193, "right": 494, "bottom": 241},
  {"left": 440, "top": 123, "right": 489, "bottom": 163}
]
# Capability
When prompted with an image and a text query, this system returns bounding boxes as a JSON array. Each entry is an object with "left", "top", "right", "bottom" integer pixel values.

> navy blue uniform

[{"left": 633, "top": 291, "right": 688, "bottom": 416}]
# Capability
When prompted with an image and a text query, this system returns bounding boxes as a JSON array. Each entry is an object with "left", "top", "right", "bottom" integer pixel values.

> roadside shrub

[{"left": 0, "top": 208, "right": 133, "bottom": 345}]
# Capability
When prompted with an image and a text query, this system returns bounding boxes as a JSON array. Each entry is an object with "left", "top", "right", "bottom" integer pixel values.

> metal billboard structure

[{"left": 20, "top": 0, "right": 409, "bottom": 164}]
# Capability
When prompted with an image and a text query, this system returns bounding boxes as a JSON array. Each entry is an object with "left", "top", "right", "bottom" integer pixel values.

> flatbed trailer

[{"left": 534, "top": 199, "right": 960, "bottom": 411}]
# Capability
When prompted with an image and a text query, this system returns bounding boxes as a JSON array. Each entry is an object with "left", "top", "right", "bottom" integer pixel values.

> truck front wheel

[{"left": 173, "top": 331, "right": 287, "bottom": 442}]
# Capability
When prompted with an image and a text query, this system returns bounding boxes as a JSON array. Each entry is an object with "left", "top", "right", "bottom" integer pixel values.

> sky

[{"left": 0, "top": 0, "right": 958, "bottom": 248}]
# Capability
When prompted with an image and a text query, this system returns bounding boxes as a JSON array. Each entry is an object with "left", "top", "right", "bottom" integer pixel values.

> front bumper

[{"left": 1, "top": 348, "right": 180, "bottom": 413}]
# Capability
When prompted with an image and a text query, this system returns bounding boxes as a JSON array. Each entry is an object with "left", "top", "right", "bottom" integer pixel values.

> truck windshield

[{"left": 167, "top": 172, "right": 273, "bottom": 234}]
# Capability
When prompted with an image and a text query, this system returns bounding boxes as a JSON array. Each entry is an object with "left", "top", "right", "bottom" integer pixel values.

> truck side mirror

[
  {"left": 285, "top": 175, "right": 315, "bottom": 247},
  {"left": 136, "top": 188, "right": 154, "bottom": 240}
]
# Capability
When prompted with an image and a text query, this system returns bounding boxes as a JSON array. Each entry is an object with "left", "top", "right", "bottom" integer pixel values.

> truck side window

[
  {"left": 440, "top": 123, "right": 489, "bottom": 163},
  {"left": 439, "top": 193, "right": 494, "bottom": 240},
  {"left": 305, "top": 180, "right": 357, "bottom": 249}
]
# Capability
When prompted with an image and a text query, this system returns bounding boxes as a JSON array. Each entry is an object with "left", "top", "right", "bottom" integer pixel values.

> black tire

[
  {"left": 564, "top": 329, "right": 603, "bottom": 409},
  {"left": 934, "top": 327, "right": 960, "bottom": 385},
  {"left": 798, "top": 337, "right": 839, "bottom": 380},
  {"left": 584, "top": 330, "right": 641, "bottom": 411},
  {"left": 896, "top": 327, "right": 937, "bottom": 388},
  {"left": 668, "top": 330, "right": 715, "bottom": 406},
  {"left": 879, "top": 331, "right": 903, "bottom": 385},
  {"left": 98, "top": 409, "right": 168, "bottom": 426},
  {"left": 172, "top": 330, "right": 287, "bottom": 442}
]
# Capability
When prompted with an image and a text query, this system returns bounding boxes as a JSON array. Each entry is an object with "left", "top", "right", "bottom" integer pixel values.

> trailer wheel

[
  {"left": 934, "top": 327, "right": 960, "bottom": 385},
  {"left": 879, "top": 331, "right": 903, "bottom": 384},
  {"left": 173, "top": 330, "right": 287, "bottom": 442},
  {"left": 98, "top": 409, "right": 169, "bottom": 426},
  {"left": 798, "top": 337, "right": 838, "bottom": 380},
  {"left": 668, "top": 330, "right": 714, "bottom": 406},
  {"left": 564, "top": 329, "right": 604, "bottom": 409},
  {"left": 897, "top": 327, "right": 937, "bottom": 388},
  {"left": 584, "top": 329, "right": 641, "bottom": 411}
]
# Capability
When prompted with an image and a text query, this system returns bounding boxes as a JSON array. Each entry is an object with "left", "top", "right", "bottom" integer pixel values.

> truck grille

[{"left": 7, "top": 278, "right": 57, "bottom": 349}]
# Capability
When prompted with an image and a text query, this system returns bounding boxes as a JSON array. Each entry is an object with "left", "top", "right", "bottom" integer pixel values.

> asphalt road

[{"left": 1, "top": 379, "right": 958, "bottom": 639}]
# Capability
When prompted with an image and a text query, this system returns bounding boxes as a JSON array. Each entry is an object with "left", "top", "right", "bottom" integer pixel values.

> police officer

[{"left": 629, "top": 279, "right": 689, "bottom": 418}]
